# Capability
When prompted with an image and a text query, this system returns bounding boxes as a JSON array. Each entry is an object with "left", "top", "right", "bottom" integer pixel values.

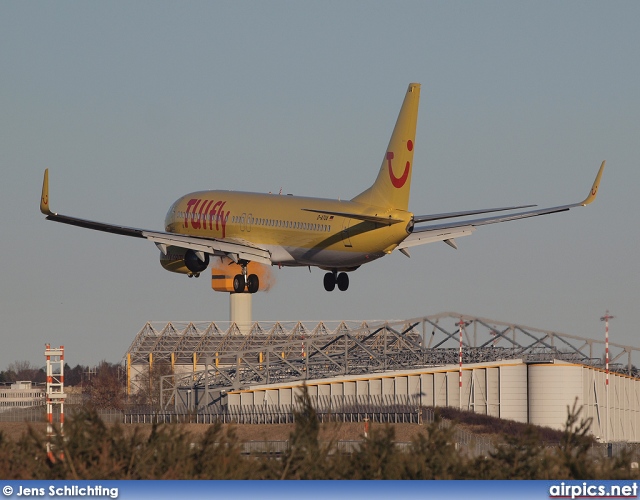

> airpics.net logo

[{"left": 549, "top": 482, "right": 638, "bottom": 499}]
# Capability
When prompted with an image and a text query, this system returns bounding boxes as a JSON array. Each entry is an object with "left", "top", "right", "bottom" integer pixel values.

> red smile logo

[{"left": 387, "top": 140, "right": 413, "bottom": 189}]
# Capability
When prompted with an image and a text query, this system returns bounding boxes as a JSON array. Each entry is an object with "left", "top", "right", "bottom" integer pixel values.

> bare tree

[
  {"left": 132, "top": 361, "right": 173, "bottom": 410},
  {"left": 6, "top": 361, "right": 42, "bottom": 382},
  {"left": 84, "top": 361, "right": 125, "bottom": 409}
]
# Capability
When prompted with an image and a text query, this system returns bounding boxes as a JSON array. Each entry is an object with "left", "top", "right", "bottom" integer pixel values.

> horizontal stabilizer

[
  {"left": 413, "top": 204, "right": 535, "bottom": 224},
  {"left": 402, "top": 161, "right": 606, "bottom": 247},
  {"left": 301, "top": 208, "right": 404, "bottom": 225}
]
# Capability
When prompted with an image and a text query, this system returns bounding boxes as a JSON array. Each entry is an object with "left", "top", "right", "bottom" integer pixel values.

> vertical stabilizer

[{"left": 351, "top": 83, "right": 420, "bottom": 211}]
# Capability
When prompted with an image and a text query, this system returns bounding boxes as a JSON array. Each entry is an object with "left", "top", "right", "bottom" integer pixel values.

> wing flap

[
  {"left": 398, "top": 226, "right": 475, "bottom": 249},
  {"left": 142, "top": 231, "right": 272, "bottom": 265}
]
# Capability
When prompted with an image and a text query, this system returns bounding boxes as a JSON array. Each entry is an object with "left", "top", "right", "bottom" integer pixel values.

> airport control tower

[{"left": 210, "top": 258, "right": 273, "bottom": 330}]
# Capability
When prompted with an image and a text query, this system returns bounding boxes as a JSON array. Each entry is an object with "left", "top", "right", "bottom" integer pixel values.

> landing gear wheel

[
  {"left": 246, "top": 274, "right": 259, "bottom": 294},
  {"left": 233, "top": 274, "right": 246, "bottom": 293},
  {"left": 337, "top": 272, "right": 349, "bottom": 291},
  {"left": 323, "top": 272, "right": 336, "bottom": 292}
]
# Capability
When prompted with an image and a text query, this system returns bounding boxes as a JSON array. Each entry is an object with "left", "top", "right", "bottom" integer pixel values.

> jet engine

[{"left": 159, "top": 246, "right": 210, "bottom": 277}]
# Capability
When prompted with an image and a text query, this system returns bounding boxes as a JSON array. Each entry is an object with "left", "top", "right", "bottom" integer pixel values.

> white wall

[
  {"left": 528, "top": 364, "right": 583, "bottom": 429},
  {"left": 145, "top": 357, "right": 640, "bottom": 441}
]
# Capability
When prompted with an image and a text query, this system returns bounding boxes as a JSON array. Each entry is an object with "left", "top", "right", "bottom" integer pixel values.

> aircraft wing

[
  {"left": 142, "top": 231, "right": 271, "bottom": 265},
  {"left": 39, "top": 170, "right": 272, "bottom": 265},
  {"left": 302, "top": 204, "right": 538, "bottom": 226},
  {"left": 399, "top": 161, "right": 605, "bottom": 251}
]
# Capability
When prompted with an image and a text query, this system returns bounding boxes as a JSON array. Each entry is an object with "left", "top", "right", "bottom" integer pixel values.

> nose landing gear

[{"left": 323, "top": 271, "right": 349, "bottom": 292}]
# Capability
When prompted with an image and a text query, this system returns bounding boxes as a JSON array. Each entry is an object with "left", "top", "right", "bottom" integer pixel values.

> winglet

[
  {"left": 40, "top": 169, "right": 54, "bottom": 215},
  {"left": 581, "top": 161, "right": 606, "bottom": 206}
]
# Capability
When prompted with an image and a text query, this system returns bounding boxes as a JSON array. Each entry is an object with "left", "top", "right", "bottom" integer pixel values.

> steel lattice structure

[{"left": 120, "top": 312, "right": 638, "bottom": 411}]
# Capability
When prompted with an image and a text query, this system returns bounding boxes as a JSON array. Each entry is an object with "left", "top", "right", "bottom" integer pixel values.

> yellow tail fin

[{"left": 351, "top": 83, "right": 420, "bottom": 211}]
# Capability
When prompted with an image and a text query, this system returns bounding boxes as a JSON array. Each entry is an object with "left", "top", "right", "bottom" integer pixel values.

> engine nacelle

[{"left": 159, "top": 246, "right": 210, "bottom": 275}]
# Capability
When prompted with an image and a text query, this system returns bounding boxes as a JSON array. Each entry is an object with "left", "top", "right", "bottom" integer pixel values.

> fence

[
  {"left": 0, "top": 405, "right": 46, "bottom": 422},
  {"left": 234, "top": 440, "right": 413, "bottom": 455},
  {"left": 4, "top": 404, "right": 639, "bottom": 461},
  {"left": 123, "top": 406, "right": 421, "bottom": 425},
  {"left": 124, "top": 400, "right": 423, "bottom": 425},
  {"left": 0, "top": 405, "right": 122, "bottom": 424}
]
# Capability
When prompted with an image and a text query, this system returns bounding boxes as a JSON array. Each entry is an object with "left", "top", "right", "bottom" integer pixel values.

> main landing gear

[
  {"left": 233, "top": 261, "right": 259, "bottom": 294},
  {"left": 323, "top": 271, "right": 349, "bottom": 292}
]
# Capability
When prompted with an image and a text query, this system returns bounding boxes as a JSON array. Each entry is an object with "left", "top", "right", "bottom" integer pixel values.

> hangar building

[{"left": 124, "top": 312, "right": 640, "bottom": 441}]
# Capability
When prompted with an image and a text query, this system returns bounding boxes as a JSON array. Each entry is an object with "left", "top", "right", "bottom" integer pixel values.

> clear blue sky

[{"left": 1, "top": 2, "right": 638, "bottom": 370}]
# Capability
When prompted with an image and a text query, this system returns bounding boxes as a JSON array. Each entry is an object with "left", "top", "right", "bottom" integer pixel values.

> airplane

[{"left": 40, "top": 83, "right": 605, "bottom": 293}]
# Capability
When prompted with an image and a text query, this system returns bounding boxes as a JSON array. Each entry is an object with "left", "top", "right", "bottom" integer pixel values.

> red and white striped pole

[
  {"left": 44, "top": 344, "right": 65, "bottom": 461},
  {"left": 60, "top": 345, "right": 65, "bottom": 434},
  {"left": 45, "top": 344, "right": 52, "bottom": 438},
  {"left": 600, "top": 310, "right": 614, "bottom": 443},
  {"left": 600, "top": 312, "right": 613, "bottom": 386},
  {"left": 45, "top": 344, "right": 53, "bottom": 461},
  {"left": 458, "top": 319, "right": 464, "bottom": 410}
]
